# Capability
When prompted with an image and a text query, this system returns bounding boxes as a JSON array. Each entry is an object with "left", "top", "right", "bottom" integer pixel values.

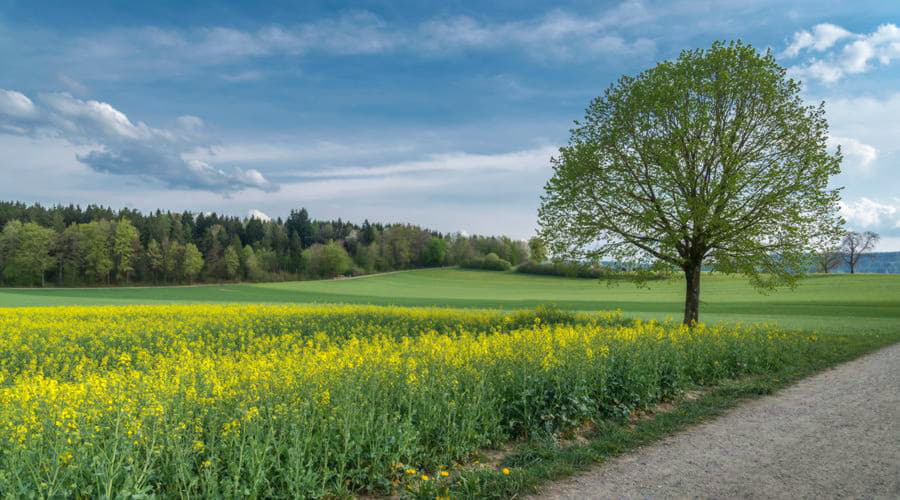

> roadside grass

[{"left": 421, "top": 327, "right": 900, "bottom": 499}]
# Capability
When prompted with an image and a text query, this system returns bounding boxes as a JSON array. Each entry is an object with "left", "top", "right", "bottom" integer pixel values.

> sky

[{"left": 1, "top": 0, "right": 899, "bottom": 249}]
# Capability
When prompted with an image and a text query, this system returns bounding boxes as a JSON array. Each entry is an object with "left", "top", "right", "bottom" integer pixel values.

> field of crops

[{"left": 0, "top": 304, "right": 819, "bottom": 497}]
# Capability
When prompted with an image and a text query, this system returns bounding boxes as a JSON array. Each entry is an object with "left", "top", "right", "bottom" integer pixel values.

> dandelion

[
  {"left": 439, "top": 470, "right": 450, "bottom": 477},
  {"left": 502, "top": 467, "right": 510, "bottom": 476}
]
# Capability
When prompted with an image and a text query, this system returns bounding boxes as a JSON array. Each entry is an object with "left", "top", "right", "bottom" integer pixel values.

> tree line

[{"left": 0, "top": 201, "right": 531, "bottom": 287}]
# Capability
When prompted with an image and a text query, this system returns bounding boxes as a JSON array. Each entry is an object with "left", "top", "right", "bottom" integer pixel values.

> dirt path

[{"left": 535, "top": 342, "right": 900, "bottom": 499}]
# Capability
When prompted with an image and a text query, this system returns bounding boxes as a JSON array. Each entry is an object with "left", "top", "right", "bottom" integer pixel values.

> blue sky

[{"left": 1, "top": 0, "right": 899, "bottom": 249}]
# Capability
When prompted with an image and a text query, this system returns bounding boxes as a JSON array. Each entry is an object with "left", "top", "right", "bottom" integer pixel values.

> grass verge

[{"left": 415, "top": 329, "right": 900, "bottom": 499}]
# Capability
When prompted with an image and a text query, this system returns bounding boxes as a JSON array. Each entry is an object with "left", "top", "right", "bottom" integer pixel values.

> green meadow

[{"left": 2, "top": 268, "right": 898, "bottom": 334}]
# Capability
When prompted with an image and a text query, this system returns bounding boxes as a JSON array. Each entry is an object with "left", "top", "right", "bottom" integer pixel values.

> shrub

[
  {"left": 303, "top": 241, "right": 353, "bottom": 278},
  {"left": 461, "top": 252, "right": 512, "bottom": 271},
  {"left": 516, "top": 260, "right": 667, "bottom": 280}
]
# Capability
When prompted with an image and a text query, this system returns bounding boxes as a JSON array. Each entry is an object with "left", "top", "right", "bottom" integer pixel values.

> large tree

[{"left": 539, "top": 41, "right": 843, "bottom": 325}]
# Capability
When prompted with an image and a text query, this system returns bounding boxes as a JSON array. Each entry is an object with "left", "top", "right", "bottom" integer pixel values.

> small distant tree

[
  {"left": 83, "top": 221, "right": 114, "bottom": 284},
  {"left": 528, "top": 237, "right": 548, "bottom": 263},
  {"left": 304, "top": 241, "right": 353, "bottom": 278},
  {"left": 223, "top": 245, "right": 241, "bottom": 280},
  {"left": 841, "top": 231, "right": 879, "bottom": 274},
  {"left": 539, "top": 41, "right": 843, "bottom": 325},
  {"left": 352, "top": 243, "right": 376, "bottom": 273},
  {"left": 161, "top": 239, "right": 178, "bottom": 282},
  {"left": 240, "top": 245, "right": 260, "bottom": 280},
  {"left": 55, "top": 225, "right": 84, "bottom": 285},
  {"left": 12, "top": 222, "right": 55, "bottom": 286},
  {"left": 0, "top": 220, "right": 23, "bottom": 285},
  {"left": 182, "top": 243, "right": 204, "bottom": 284},
  {"left": 113, "top": 219, "right": 141, "bottom": 283},
  {"left": 422, "top": 236, "right": 447, "bottom": 266},
  {"left": 816, "top": 247, "right": 842, "bottom": 273},
  {"left": 147, "top": 239, "right": 164, "bottom": 282}
]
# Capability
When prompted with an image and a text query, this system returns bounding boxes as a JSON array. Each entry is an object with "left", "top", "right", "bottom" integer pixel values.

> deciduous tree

[
  {"left": 147, "top": 239, "right": 164, "bottom": 282},
  {"left": 223, "top": 245, "right": 240, "bottom": 280},
  {"left": 539, "top": 41, "right": 843, "bottom": 325},
  {"left": 528, "top": 237, "right": 548, "bottom": 263},
  {"left": 113, "top": 219, "right": 140, "bottom": 283},
  {"left": 841, "top": 231, "right": 879, "bottom": 274},
  {"left": 15, "top": 222, "right": 56, "bottom": 287},
  {"left": 181, "top": 243, "right": 204, "bottom": 284}
]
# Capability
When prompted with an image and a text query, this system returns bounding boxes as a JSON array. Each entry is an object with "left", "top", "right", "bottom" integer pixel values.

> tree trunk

[{"left": 683, "top": 262, "right": 701, "bottom": 326}]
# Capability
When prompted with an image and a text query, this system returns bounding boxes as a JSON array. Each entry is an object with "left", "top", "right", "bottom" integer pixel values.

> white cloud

[
  {"left": 839, "top": 198, "right": 900, "bottom": 232},
  {"left": 56, "top": 4, "right": 654, "bottom": 79},
  {"left": 827, "top": 135, "right": 878, "bottom": 172},
  {"left": 0, "top": 88, "right": 276, "bottom": 193},
  {"left": 0, "top": 89, "right": 37, "bottom": 119},
  {"left": 296, "top": 146, "right": 556, "bottom": 179},
  {"left": 785, "top": 23, "right": 900, "bottom": 83},
  {"left": 419, "top": 3, "right": 655, "bottom": 58},
  {"left": 187, "top": 140, "right": 415, "bottom": 165},
  {"left": 781, "top": 23, "right": 851, "bottom": 57},
  {"left": 247, "top": 209, "right": 271, "bottom": 221}
]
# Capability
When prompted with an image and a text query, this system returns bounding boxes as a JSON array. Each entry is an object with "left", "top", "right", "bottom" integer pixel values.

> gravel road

[{"left": 534, "top": 342, "right": 900, "bottom": 499}]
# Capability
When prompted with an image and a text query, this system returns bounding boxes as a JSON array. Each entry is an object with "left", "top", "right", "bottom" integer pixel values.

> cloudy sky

[{"left": 1, "top": 0, "right": 899, "bottom": 249}]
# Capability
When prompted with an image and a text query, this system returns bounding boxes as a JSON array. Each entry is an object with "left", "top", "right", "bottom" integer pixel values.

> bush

[
  {"left": 461, "top": 252, "right": 512, "bottom": 271},
  {"left": 303, "top": 241, "right": 353, "bottom": 278},
  {"left": 516, "top": 260, "right": 667, "bottom": 280}
]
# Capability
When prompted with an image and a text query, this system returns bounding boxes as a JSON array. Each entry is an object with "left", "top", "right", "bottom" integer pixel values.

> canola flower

[{"left": 0, "top": 304, "right": 814, "bottom": 498}]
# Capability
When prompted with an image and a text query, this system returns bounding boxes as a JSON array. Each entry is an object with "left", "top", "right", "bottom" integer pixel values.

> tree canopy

[
  {"left": 0, "top": 200, "right": 530, "bottom": 287},
  {"left": 539, "top": 41, "right": 843, "bottom": 324}
]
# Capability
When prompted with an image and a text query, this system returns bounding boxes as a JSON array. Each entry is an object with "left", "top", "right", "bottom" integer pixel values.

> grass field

[{"left": 2, "top": 268, "right": 899, "bottom": 333}]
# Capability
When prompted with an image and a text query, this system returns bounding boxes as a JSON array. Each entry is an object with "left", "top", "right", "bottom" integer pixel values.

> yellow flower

[{"left": 0, "top": 304, "right": 807, "bottom": 496}]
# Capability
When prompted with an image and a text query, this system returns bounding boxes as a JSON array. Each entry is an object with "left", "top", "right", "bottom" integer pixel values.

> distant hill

[{"left": 830, "top": 252, "right": 900, "bottom": 274}]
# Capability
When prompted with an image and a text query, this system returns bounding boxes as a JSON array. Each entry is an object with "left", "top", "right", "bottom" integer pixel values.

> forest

[{"left": 0, "top": 201, "right": 530, "bottom": 287}]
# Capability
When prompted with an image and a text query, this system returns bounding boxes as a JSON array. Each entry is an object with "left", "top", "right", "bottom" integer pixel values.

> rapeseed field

[{"left": 0, "top": 305, "right": 814, "bottom": 497}]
